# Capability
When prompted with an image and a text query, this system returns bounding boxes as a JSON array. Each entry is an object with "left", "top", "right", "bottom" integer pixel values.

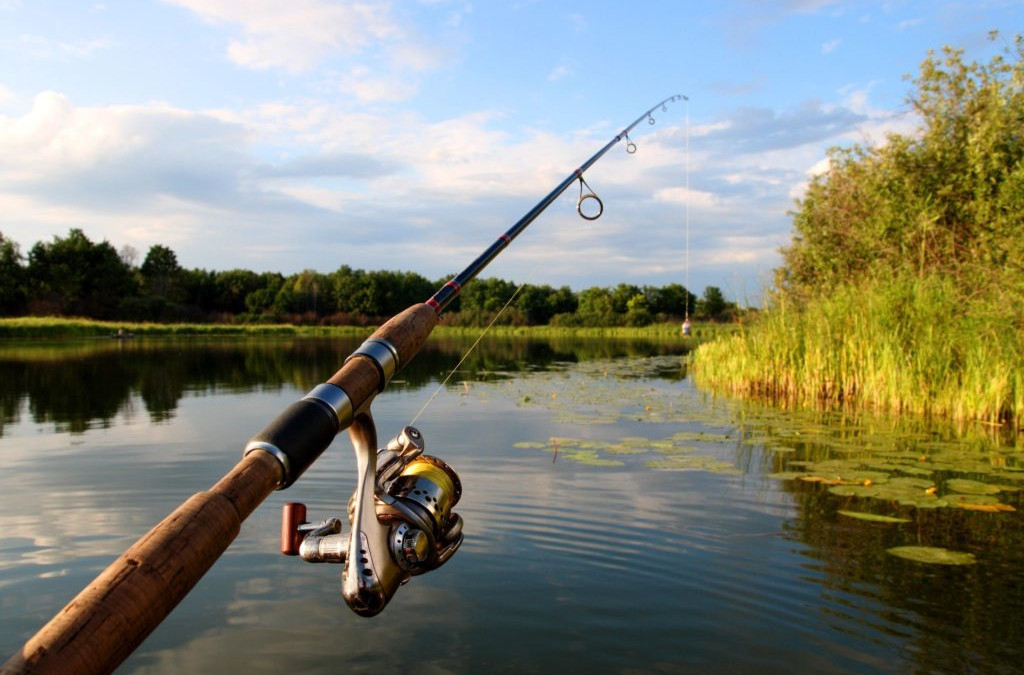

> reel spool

[{"left": 281, "top": 425, "right": 463, "bottom": 616}]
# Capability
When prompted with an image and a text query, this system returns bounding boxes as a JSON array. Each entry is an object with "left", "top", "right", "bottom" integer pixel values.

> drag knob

[{"left": 392, "top": 523, "right": 431, "bottom": 570}]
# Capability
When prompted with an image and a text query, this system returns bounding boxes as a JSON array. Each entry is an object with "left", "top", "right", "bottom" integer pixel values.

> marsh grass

[
  {"left": 1, "top": 316, "right": 729, "bottom": 342},
  {"left": 0, "top": 316, "right": 359, "bottom": 338},
  {"left": 433, "top": 321, "right": 731, "bottom": 341},
  {"left": 692, "top": 275, "right": 1024, "bottom": 428}
]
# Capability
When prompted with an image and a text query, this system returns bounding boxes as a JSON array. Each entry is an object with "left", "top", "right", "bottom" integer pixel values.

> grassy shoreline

[
  {"left": 691, "top": 276, "right": 1024, "bottom": 430},
  {"left": 0, "top": 315, "right": 727, "bottom": 341}
]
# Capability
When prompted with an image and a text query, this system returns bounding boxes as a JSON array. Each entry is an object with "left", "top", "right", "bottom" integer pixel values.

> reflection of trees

[
  {"left": 722, "top": 402, "right": 1024, "bottom": 673},
  {"left": 0, "top": 361, "right": 26, "bottom": 436},
  {"left": 0, "top": 337, "right": 687, "bottom": 436},
  {"left": 782, "top": 474, "right": 1024, "bottom": 673}
]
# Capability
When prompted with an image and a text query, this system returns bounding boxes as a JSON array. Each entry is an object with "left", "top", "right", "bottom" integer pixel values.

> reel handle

[{"left": 281, "top": 502, "right": 307, "bottom": 555}]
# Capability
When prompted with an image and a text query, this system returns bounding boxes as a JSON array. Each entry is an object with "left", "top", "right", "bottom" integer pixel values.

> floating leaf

[
  {"left": 838, "top": 510, "right": 911, "bottom": 523},
  {"left": 646, "top": 455, "right": 741, "bottom": 474},
  {"left": 957, "top": 502, "right": 1016, "bottom": 513},
  {"left": 567, "top": 455, "right": 625, "bottom": 467},
  {"left": 671, "top": 431, "right": 733, "bottom": 443},
  {"left": 655, "top": 446, "right": 697, "bottom": 455},
  {"left": 945, "top": 479, "right": 1002, "bottom": 495},
  {"left": 768, "top": 471, "right": 810, "bottom": 481},
  {"left": 513, "top": 442, "right": 546, "bottom": 449},
  {"left": 887, "top": 546, "right": 977, "bottom": 565},
  {"left": 603, "top": 444, "right": 649, "bottom": 455},
  {"left": 828, "top": 485, "right": 881, "bottom": 498}
]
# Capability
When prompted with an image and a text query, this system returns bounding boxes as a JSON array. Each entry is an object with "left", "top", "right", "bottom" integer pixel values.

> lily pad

[
  {"left": 567, "top": 455, "right": 625, "bottom": 467},
  {"left": 646, "top": 455, "right": 742, "bottom": 474},
  {"left": 767, "top": 471, "right": 810, "bottom": 481},
  {"left": 837, "top": 510, "right": 910, "bottom": 524},
  {"left": 886, "top": 546, "right": 977, "bottom": 565},
  {"left": 828, "top": 485, "right": 882, "bottom": 498},
  {"left": 945, "top": 479, "right": 1002, "bottom": 495}
]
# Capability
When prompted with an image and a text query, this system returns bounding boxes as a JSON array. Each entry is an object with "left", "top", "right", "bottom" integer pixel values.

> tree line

[{"left": 0, "top": 228, "right": 739, "bottom": 326}]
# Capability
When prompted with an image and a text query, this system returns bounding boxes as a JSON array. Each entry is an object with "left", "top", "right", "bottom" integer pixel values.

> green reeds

[{"left": 692, "top": 275, "right": 1024, "bottom": 428}]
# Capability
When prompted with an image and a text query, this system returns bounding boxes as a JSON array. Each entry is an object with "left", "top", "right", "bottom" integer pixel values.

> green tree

[
  {"left": 516, "top": 284, "right": 563, "bottom": 325},
  {"left": 781, "top": 34, "right": 1024, "bottom": 301},
  {"left": 212, "top": 269, "right": 262, "bottom": 315},
  {"left": 332, "top": 265, "right": 367, "bottom": 315},
  {"left": 643, "top": 283, "right": 695, "bottom": 317},
  {"left": 461, "top": 277, "right": 518, "bottom": 314},
  {"left": 244, "top": 272, "right": 285, "bottom": 315},
  {"left": 548, "top": 285, "right": 578, "bottom": 316},
  {"left": 0, "top": 232, "right": 26, "bottom": 316},
  {"left": 697, "top": 286, "right": 727, "bottom": 320},
  {"left": 140, "top": 244, "right": 184, "bottom": 302},
  {"left": 609, "top": 283, "right": 641, "bottom": 315},
  {"left": 625, "top": 293, "right": 653, "bottom": 326},
  {"left": 27, "top": 229, "right": 137, "bottom": 318},
  {"left": 577, "top": 287, "right": 616, "bottom": 326},
  {"left": 180, "top": 268, "right": 218, "bottom": 315}
]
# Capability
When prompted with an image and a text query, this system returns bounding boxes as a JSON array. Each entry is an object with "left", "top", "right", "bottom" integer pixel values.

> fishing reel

[{"left": 281, "top": 420, "right": 463, "bottom": 617}]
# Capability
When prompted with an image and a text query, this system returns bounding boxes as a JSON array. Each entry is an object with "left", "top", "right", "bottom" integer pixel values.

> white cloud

[
  {"left": 163, "top": 0, "right": 440, "bottom": 75},
  {"left": 337, "top": 67, "right": 420, "bottom": 103},
  {"left": 0, "top": 84, "right": 15, "bottom": 106},
  {"left": 822, "top": 38, "right": 840, "bottom": 54},
  {"left": 896, "top": 18, "right": 924, "bottom": 31},
  {"left": 654, "top": 186, "right": 718, "bottom": 209},
  {"left": 547, "top": 65, "right": 572, "bottom": 82},
  {"left": 0, "top": 74, "right": 906, "bottom": 297},
  {"left": 162, "top": 0, "right": 451, "bottom": 102},
  {"left": 16, "top": 34, "right": 113, "bottom": 60}
]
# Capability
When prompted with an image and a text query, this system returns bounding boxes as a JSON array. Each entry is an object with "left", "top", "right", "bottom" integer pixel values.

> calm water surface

[{"left": 1, "top": 337, "right": 1021, "bottom": 674}]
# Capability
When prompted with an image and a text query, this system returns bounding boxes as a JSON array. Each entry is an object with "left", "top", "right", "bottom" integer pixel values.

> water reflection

[
  {"left": 0, "top": 336, "right": 684, "bottom": 436},
  {"left": 1, "top": 337, "right": 1022, "bottom": 674}
]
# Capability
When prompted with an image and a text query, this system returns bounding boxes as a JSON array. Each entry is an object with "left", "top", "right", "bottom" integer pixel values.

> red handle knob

[{"left": 281, "top": 502, "right": 307, "bottom": 555}]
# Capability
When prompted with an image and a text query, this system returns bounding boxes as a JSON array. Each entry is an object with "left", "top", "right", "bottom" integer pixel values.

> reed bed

[{"left": 692, "top": 276, "right": 1024, "bottom": 428}]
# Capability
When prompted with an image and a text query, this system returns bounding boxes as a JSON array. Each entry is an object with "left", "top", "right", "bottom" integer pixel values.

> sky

[{"left": 0, "top": 1, "right": 1020, "bottom": 303}]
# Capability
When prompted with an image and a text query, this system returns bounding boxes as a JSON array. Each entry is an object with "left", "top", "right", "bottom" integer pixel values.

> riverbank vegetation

[
  {"left": 694, "top": 34, "right": 1024, "bottom": 428},
  {"left": 0, "top": 315, "right": 733, "bottom": 342},
  {"left": 0, "top": 230, "right": 740, "bottom": 330}
]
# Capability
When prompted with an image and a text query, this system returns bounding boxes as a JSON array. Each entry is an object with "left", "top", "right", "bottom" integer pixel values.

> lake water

[{"left": 1, "top": 336, "right": 1022, "bottom": 674}]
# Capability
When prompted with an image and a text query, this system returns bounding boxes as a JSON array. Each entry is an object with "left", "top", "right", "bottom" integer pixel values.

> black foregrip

[{"left": 247, "top": 399, "right": 339, "bottom": 488}]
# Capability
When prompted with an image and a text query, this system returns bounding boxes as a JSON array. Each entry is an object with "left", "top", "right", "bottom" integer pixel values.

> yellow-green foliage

[
  {"left": 693, "top": 275, "right": 1024, "bottom": 426},
  {"left": 0, "top": 316, "right": 731, "bottom": 343},
  {"left": 697, "top": 37, "right": 1024, "bottom": 428}
]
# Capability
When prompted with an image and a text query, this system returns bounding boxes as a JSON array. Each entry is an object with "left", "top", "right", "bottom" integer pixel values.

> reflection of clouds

[
  {"left": 0, "top": 393, "right": 281, "bottom": 577},
  {"left": 3, "top": 350, "right": 930, "bottom": 674}
]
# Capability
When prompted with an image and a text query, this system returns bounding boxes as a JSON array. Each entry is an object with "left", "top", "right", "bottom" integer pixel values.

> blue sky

[{"left": 0, "top": 1, "right": 1019, "bottom": 302}]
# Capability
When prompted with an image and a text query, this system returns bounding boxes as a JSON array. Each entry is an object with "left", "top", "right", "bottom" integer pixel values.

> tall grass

[
  {"left": 0, "top": 317, "right": 368, "bottom": 339},
  {"left": 692, "top": 275, "right": 1024, "bottom": 428},
  {"left": 0, "top": 316, "right": 729, "bottom": 342}
]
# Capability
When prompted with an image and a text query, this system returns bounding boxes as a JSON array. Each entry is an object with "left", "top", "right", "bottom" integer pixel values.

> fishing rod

[{"left": 1, "top": 94, "right": 685, "bottom": 675}]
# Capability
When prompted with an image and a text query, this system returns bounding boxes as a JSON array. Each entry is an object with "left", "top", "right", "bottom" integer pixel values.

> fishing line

[
  {"left": 684, "top": 96, "right": 691, "bottom": 321},
  {"left": 11, "top": 97, "right": 691, "bottom": 674},
  {"left": 410, "top": 94, "right": 686, "bottom": 425},
  {"left": 407, "top": 276, "right": 531, "bottom": 427}
]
